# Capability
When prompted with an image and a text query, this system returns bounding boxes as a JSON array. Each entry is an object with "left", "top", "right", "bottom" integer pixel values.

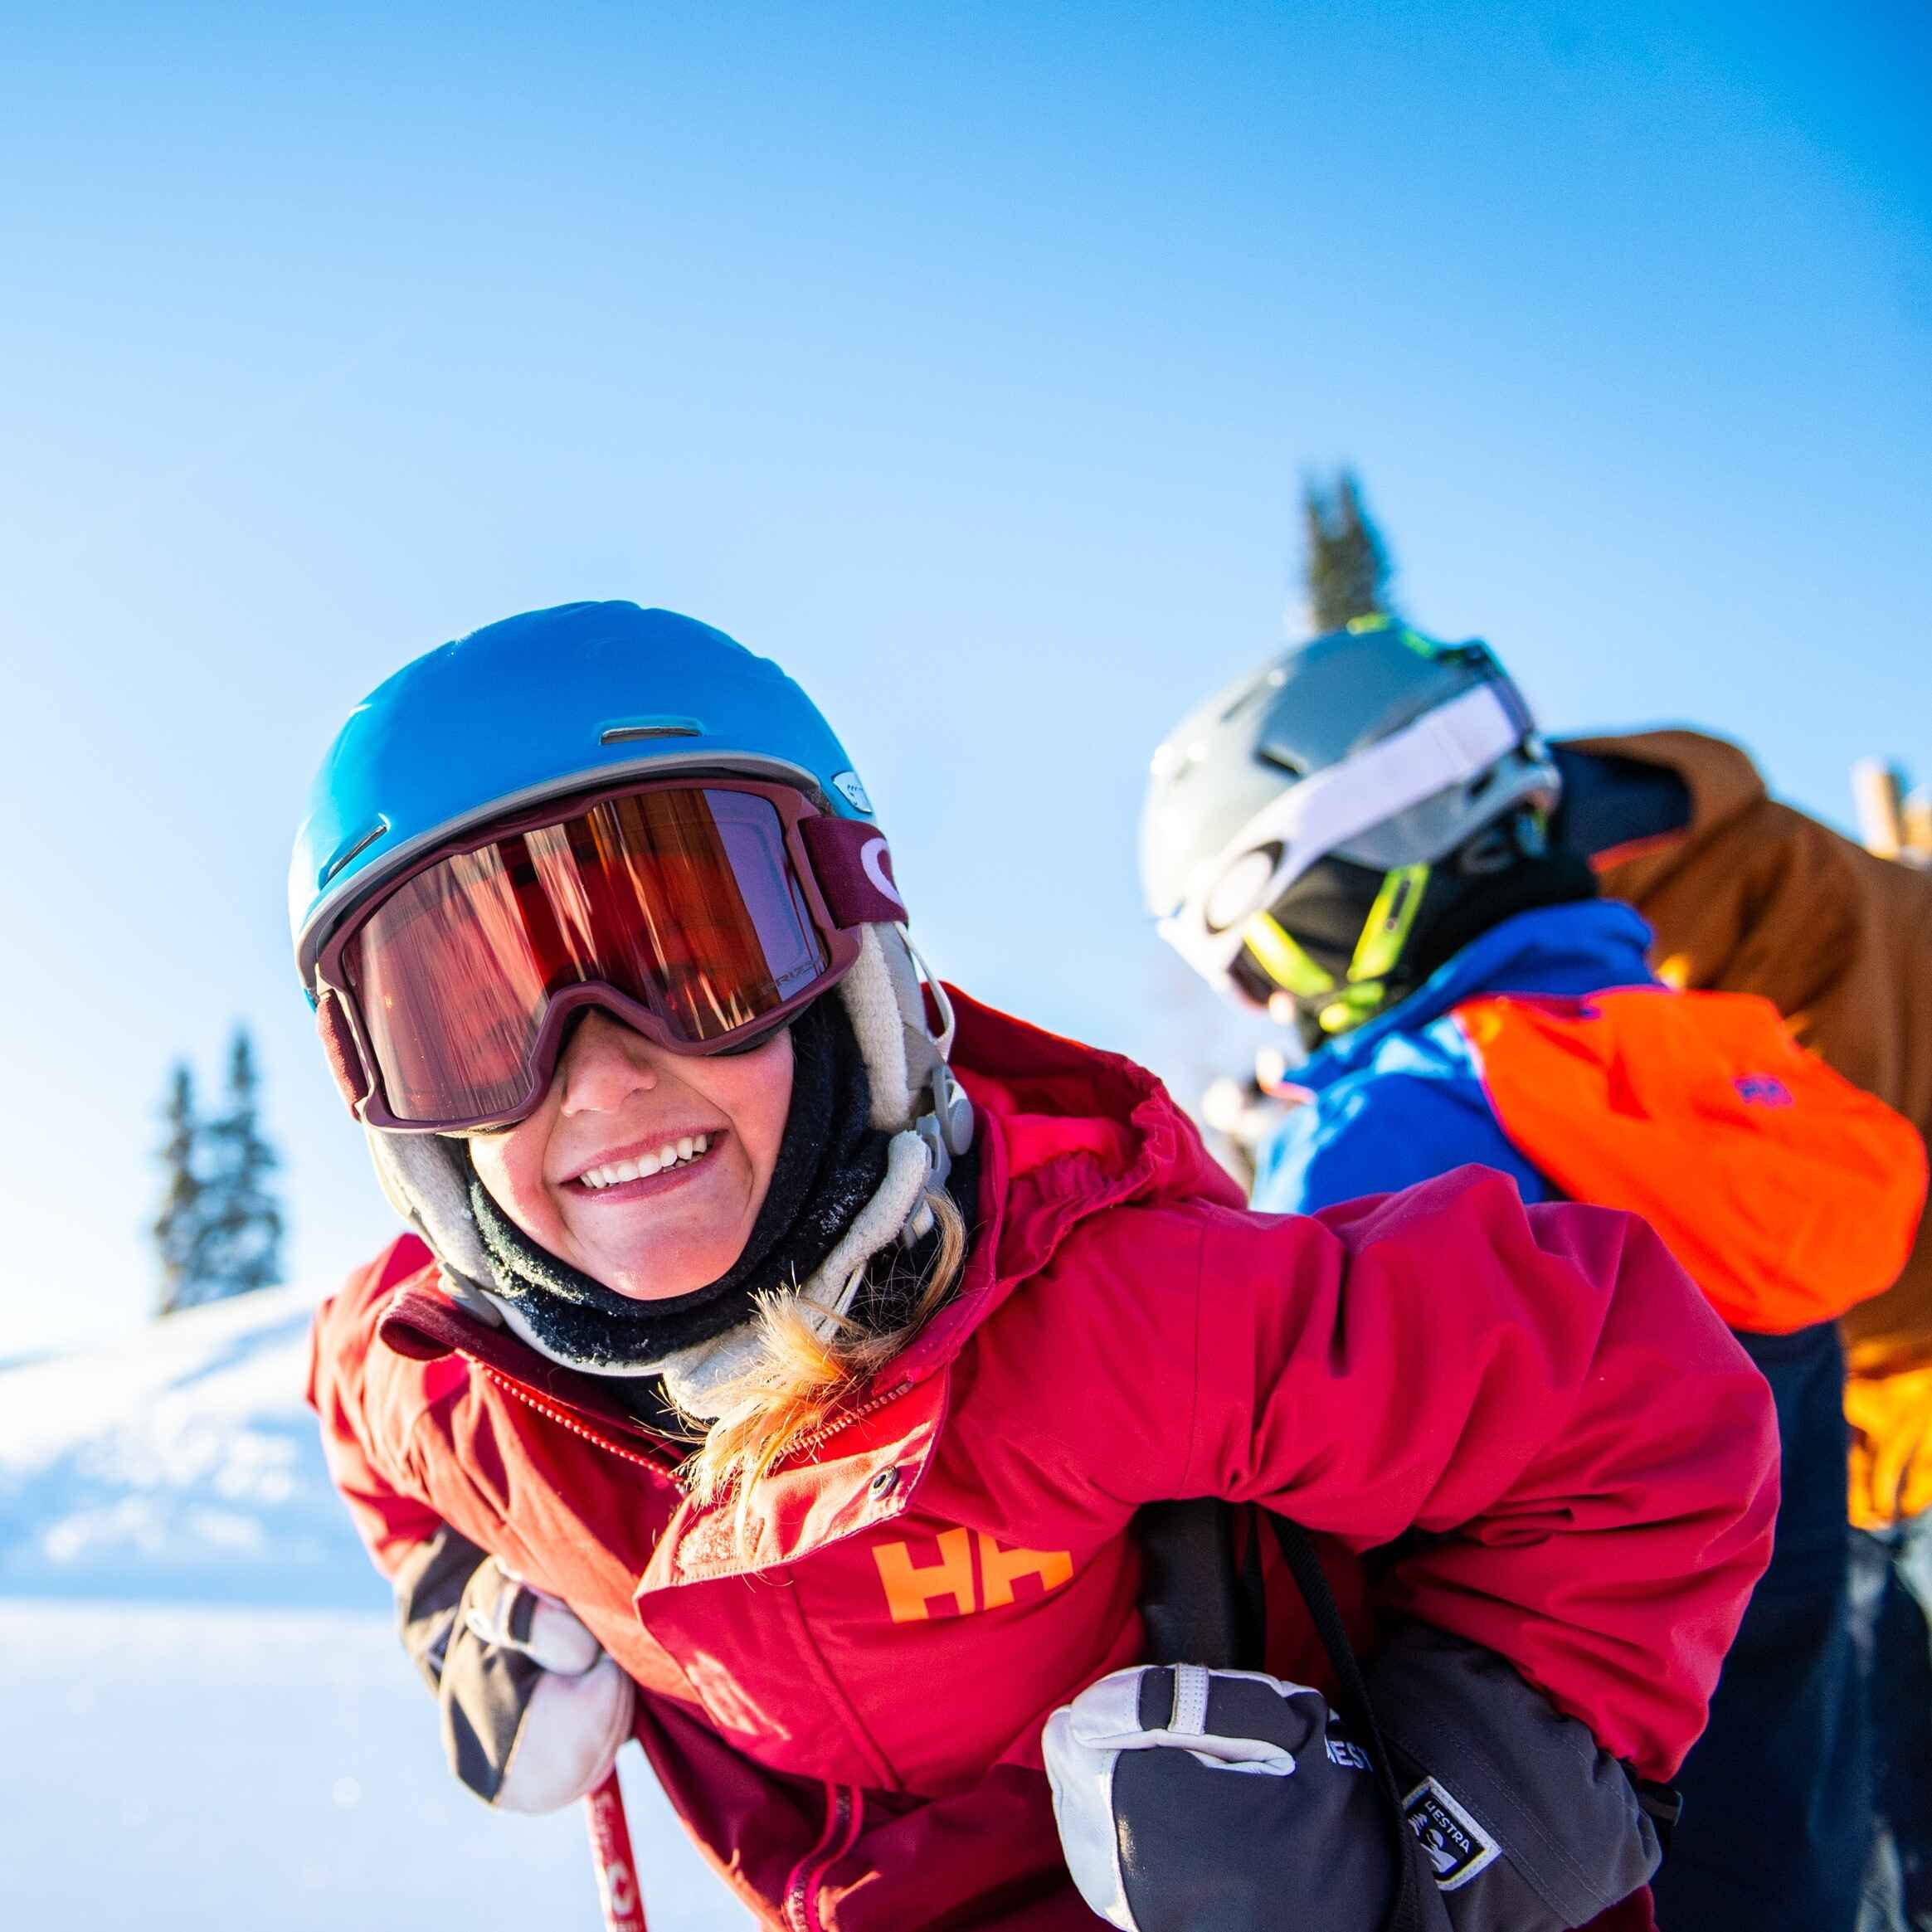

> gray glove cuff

[
  {"left": 391, "top": 1526, "right": 552, "bottom": 1806},
  {"left": 392, "top": 1524, "right": 489, "bottom": 1693},
  {"left": 1367, "top": 1623, "right": 1661, "bottom": 1930}
]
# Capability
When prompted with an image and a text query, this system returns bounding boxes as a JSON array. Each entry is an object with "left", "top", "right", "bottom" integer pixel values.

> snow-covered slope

[
  {"left": 0, "top": 1283, "right": 382, "bottom": 1604},
  {"left": 0, "top": 1287, "right": 749, "bottom": 1929},
  {"left": 0, "top": 1599, "right": 748, "bottom": 1931}
]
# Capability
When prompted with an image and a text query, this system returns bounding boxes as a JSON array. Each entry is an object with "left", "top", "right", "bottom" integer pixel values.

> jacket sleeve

[
  {"left": 1182, "top": 1166, "right": 1779, "bottom": 1779},
  {"left": 305, "top": 1234, "right": 450, "bottom": 1579}
]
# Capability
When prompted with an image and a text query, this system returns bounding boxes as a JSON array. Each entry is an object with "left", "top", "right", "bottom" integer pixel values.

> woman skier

[{"left": 302, "top": 600, "right": 1776, "bottom": 1930}]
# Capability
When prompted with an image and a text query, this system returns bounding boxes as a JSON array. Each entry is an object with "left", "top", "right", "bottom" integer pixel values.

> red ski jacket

[{"left": 309, "top": 991, "right": 1777, "bottom": 1931}]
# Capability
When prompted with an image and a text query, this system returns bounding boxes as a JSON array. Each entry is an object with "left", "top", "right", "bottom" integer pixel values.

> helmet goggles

[
  {"left": 1229, "top": 861, "right": 1434, "bottom": 1035},
  {"left": 313, "top": 776, "right": 904, "bottom": 1131}
]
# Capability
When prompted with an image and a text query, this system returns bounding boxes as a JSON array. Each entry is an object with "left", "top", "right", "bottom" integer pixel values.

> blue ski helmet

[{"left": 289, "top": 601, "right": 877, "bottom": 999}]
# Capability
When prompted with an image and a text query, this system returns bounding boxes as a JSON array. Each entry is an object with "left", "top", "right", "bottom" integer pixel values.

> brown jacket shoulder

[{"left": 1569, "top": 728, "right": 1932, "bottom": 1379}]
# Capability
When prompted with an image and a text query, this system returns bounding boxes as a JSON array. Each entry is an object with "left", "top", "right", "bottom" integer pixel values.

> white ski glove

[{"left": 394, "top": 1525, "right": 635, "bottom": 1815}]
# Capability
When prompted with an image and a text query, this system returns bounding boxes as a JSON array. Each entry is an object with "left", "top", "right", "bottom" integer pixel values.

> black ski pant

[
  {"left": 1850, "top": 1516, "right": 1932, "bottom": 1928},
  {"left": 1652, "top": 1321, "right": 1871, "bottom": 1932}
]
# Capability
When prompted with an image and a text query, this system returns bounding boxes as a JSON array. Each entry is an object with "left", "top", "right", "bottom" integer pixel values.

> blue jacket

[{"left": 1251, "top": 900, "right": 1659, "bottom": 1215}]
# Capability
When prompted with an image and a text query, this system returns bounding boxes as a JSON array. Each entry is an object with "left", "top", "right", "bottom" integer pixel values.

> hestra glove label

[{"left": 1404, "top": 1776, "right": 1501, "bottom": 1891}]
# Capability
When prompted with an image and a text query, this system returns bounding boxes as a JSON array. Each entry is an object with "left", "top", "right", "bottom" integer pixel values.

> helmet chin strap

[
  {"left": 832, "top": 923, "right": 975, "bottom": 1243},
  {"left": 896, "top": 932, "right": 976, "bottom": 1183}
]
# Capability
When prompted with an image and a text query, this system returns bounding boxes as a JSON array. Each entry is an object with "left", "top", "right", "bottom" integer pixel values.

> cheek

[
  {"left": 713, "top": 1043, "right": 796, "bottom": 1198},
  {"left": 746, "top": 1076, "right": 794, "bottom": 1169},
  {"left": 466, "top": 1119, "right": 558, "bottom": 1235}
]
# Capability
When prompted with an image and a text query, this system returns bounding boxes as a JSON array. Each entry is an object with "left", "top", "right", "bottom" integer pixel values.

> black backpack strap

[
  {"left": 1266, "top": 1511, "right": 1433, "bottom": 1932},
  {"left": 1628, "top": 1769, "right": 1683, "bottom": 1857},
  {"left": 1135, "top": 1499, "right": 1246, "bottom": 1672}
]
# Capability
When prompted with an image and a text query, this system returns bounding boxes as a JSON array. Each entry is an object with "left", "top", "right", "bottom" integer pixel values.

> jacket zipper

[
  {"left": 479, "top": 1367, "right": 681, "bottom": 1477},
  {"left": 479, "top": 1366, "right": 917, "bottom": 1474},
  {"left": 786, "top": 1379, "right": 915, "bottom": 1460},
  {"left": 784, "top": 1783, "right": 862, "bottom": 1932}
]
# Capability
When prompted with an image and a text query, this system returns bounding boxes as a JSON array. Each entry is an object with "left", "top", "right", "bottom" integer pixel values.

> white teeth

[{"left": 578, "top": 1136, "right": 713, "bottom": 1190}]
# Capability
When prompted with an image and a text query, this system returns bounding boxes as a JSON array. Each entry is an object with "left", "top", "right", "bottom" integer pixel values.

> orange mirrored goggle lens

[{"left": 338, "top": 787, "right": 831, "bottom": 1126}]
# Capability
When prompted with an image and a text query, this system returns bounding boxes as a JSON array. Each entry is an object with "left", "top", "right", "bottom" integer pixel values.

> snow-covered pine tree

[
  {"left": 153, "top": 1062, "right": 207, "bottom": 1316},
  {"left": 1302, "top": 468, "right": 1393, "bottom": 631},
  {"left": 170, "top": 1027, "right": 285, "bottom": 1310}
]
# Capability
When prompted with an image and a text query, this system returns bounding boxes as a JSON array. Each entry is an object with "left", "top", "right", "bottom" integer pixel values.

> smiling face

[{"left": 466, "top": 1011, "right": 794, "bottom": 1300}]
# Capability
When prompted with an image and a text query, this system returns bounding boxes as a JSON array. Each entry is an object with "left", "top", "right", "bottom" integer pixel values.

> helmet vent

[
  {"left": 320, "top": 818, "right": 389, "bottom": 885},
  {"left": 601, "top": 717, "right": 702, "bottom": 744}
]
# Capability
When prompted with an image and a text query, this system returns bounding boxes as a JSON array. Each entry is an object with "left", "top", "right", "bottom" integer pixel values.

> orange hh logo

[{"left": 872, "top": 1529, "right": 1074, "bottom": 1623}]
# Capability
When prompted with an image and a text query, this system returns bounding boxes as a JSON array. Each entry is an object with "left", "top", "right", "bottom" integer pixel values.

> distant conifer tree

[
  {"left": 199, "top": 1027, "right": 285, "bottom": 1300},
  {"left": 1302, "top": 469, "right": 1394, "bottom": 631},
  {"left": 153, "top": 1063, "right": 207, "bottom": 1316},
  {"left": 154, "top": 1028, "right": 285, "bottom": 1314}
]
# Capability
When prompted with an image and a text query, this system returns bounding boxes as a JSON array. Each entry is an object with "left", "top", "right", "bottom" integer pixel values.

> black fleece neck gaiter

[{"left": 464, "top": 995, "right": 891, "bottom": 1370}]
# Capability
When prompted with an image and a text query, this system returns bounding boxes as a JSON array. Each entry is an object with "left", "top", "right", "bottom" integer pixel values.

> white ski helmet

[{"left": 1141, "top": 616, "right": 1559, "bottom": 1025}]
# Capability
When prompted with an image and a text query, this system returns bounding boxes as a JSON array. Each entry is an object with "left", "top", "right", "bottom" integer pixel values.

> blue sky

[{"left": 1, "top": 1, "right": 1925, "bottom": 1353}]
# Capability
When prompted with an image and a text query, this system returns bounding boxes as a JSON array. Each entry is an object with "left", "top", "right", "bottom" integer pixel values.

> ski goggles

[
  {"left": 1229, "top": 863, "right": 1433, "bottom": 1034},
  {"left": 312, "top": 777, "right": 907, "bottom": 1131}
]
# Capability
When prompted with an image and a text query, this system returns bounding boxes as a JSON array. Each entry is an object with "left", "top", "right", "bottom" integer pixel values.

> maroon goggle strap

[
  {"left": 316, "top": 798, "right": 906, "bottom": 1123},
  {"left": 796, "top": 814, "right": 907, "bottom": 925}
]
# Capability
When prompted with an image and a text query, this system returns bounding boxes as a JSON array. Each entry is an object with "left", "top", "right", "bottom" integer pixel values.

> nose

[{"left": 555, "top": 1010, "right": 662, "bottom": 1117}]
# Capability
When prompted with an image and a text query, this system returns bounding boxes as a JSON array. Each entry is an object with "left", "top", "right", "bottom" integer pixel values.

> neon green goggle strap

[
  {"left": 1315, "top": 981, "right": 1388, "bottom": 1034},
  {"left": 1347, "top": 862, "right": 1431, "bottom": 983},
  {"left": 1239, "top": 908, "right": 1336, "bottom": 1000},
  {"left": 1237, "top": 861, "right": 1432, "bottom": 1034}
]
